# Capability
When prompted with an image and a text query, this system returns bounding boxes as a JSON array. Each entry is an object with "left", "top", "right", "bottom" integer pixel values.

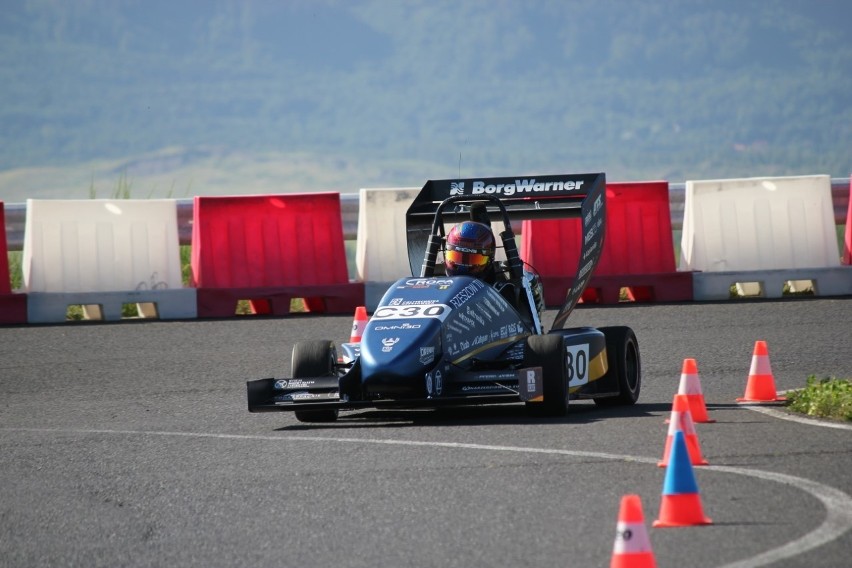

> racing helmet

[{"left": 444, "top": 221, "right": 496, "bottom": 277}]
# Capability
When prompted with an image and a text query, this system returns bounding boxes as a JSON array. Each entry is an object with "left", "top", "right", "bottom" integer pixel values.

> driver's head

[{"left": 445, "top": 221, "right": 495, "bottom": 277}]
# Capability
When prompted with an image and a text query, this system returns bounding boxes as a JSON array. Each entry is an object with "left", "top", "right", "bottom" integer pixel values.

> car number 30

[
  {"left": 373, "top": 305, "right": 449, "bottom": 319},
  {"left": 565, "top": 343, "right": 590, "bottom": 387}
]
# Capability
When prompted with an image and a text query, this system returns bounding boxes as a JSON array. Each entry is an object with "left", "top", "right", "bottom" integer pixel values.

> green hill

[{"left": 1, "top": 0, "right": 850, "bottom": 201}]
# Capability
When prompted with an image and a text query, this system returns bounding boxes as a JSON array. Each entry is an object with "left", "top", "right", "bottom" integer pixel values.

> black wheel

[
  {"left": 291, "top": 340, "right": 340, "bottom": 423},
  {"left": 524, "top": 334, "right": 569, "bottom": 417},
  {"left": 594, "top": 326, "right": 641, "bottom": 406}
]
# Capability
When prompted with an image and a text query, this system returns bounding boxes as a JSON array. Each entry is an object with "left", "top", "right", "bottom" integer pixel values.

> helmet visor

[{"left": 445, "top": 248, "right": 490, "bottom": 268}]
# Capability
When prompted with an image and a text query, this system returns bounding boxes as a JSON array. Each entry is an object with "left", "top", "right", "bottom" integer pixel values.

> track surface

[{"left": 1, "top": 298, "right": 851, "bottom": 568}]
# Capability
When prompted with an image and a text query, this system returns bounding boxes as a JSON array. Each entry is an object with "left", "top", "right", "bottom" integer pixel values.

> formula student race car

[{"left": 247, "top": 172, "right": 641, "bottom": 422}]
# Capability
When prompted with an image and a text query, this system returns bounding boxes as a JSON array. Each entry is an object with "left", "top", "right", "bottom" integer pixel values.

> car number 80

[{"left": 566, "top": 343, "right": 590, "bottom": 387}]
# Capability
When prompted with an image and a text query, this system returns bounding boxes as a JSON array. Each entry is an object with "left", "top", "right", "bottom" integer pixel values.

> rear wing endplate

[{"left": 405, "top": 173, "right": 606, "bottom": 329}]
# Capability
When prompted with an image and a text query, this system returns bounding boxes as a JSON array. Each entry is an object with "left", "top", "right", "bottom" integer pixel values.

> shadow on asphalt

[{"left": 275, "top": 401, "right": 673, "bottom": 431}]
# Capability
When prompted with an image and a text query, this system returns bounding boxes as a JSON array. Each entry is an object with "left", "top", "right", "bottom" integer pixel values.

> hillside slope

[{"left": 1, "top": 0, "right": 850, "bottom": 200}]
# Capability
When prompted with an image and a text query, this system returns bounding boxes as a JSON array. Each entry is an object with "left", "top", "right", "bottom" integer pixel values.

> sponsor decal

[
  {"left": 381, "top": 337, "right": 400, "bottom": 352},
  {"left": 481, "top": 296, "right": 502, "bottom": 318},
  {"left": 404, "top": 278, "right": 453, "bottom": 287},
  {"left": 426, "top": 369, "right": 444, "bottom": 396},
  {"left": 275, "top": 391, "right": 340, "bottom": 402},
  {"left": 472, "top": 334, "right": 489, "bottom": 347},
  {"left": 382, "top": 299, "right": 439, "bottom": 309},
  {"left": 584, "top": 216, "right": 604, "bottom": 245},
  {"left": 466, "top": 306, "right": 486, "bottom": 326},
  {"left": 457, "top": 312, "right": 476, "bottom": 328},
  {"left": 593, "top": 193, "right": 604, "bottom": 215},
  {"left": 505, "top": 342, "right": 525, "bottom": 360},
  {"left": 526, "top": 369, "right": 537, "bottom": 393},
  {"left": 582, "top": 240, "right": 598, "bottom": 261},
  {"left": 448, "top": 279, "right": 486, "bottom": 309},
  {"left": 419, "top": 346, "right": 435, "bottom": 365},
  {"left": 446, "top": 320, "right": 467, "bottom": 334},
  {"left": 291, "top": 392, "right": 339, "bottom": 401},
  {"left": 578, "top": 258, "right": 595, "bottom": 280},
  {"left": 517, "top": 367, "right": 543, "bottom": 402},
  {"left": 461, "top": 385, "right": 503, "bottom": 392},
  {"left": 375, "top": 323, "right": 422, "bottom": 330},
  {"left": 450, "top": 182, "right": 465, "bottom": 195},
  {"left": 460, "top": 178, "right": 585, "bottom": 196},
  {"left": 274, "top": 379, "right": 318, "bottom": 390}
]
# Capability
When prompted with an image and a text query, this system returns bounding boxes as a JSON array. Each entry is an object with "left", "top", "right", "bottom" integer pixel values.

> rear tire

[
  {"left": 292, "top": 340, "right": 340, "bottom": 423},
  {"left": 594, "top": 326, "right": 641, "bottom": 406},
  {"left": 524, "top": 334, "right": 569, "bottom": 417}
]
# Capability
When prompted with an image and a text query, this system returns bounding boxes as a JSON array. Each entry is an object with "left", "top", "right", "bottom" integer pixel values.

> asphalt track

[{"left": 1, "top": 298, "right": 850, "bottom": 568}]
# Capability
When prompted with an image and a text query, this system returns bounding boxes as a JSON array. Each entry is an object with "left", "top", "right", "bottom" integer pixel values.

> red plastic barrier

[
  {"left": 844, "top": 177, "right": 851, "bottom": 265},
  {"left": 191, "top": 193, "right": 363, "bottom": 316},
  {"left": 0, "top": 202, "right": 27, "bottom": 323},
  {"left": 521, "top": 181, "right": 692, "bottom": 305}
]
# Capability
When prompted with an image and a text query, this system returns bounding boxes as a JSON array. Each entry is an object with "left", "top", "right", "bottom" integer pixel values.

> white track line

[{"left": 4, "top": 426, "right": 852, "bottom": 568}]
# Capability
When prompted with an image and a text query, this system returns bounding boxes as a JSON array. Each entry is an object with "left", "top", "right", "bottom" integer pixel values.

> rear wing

[{"left": 405, "top": 173, "right": 606, "bottom": 330}]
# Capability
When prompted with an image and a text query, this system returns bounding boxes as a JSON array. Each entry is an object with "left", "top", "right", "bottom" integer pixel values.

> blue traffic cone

[{"left": 653, "top": 430, "right": 713, "bottom": 527}]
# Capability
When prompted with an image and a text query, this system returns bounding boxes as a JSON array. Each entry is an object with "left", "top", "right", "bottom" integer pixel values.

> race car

[{"left": 247, "top": 172, "right": 641, "bottom": 422}]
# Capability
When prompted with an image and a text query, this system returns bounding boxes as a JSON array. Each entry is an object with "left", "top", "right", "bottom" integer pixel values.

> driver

[{"left": 443, "top": 221, "right": 497, "bottom": 283}]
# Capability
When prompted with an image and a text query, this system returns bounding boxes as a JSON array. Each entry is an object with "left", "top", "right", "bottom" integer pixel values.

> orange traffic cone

[
  {"left": 653, "top": 431, "right": 713, "bottom": 528},
  {"left": 349, "top": 306, "right": 368, "bottom": 343},
  {"left": 611, "top": 494, "right": 657, "bottom": 568},
  {"left": 676, "top": 358, "right": 715, "bottom": 423},
  {"left": 659, "top": 394, "right": 708, "bottom": 467},
  {"left": 737, "top": 340, "right": 786, "bottom": 403}
]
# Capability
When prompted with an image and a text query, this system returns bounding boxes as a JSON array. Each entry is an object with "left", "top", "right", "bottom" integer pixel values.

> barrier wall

[
  {"left": 22, "top": 199, "right": 196, "bottom": 322},
  {"left": 680, "top": 175, "right": 851, "bottom": 299},
  {"left": 0, "top": 201, "right": 27, "bottom": 323},
  {"left": 192, "top": 193, "right": 363, "bottom": 316},
  {"left": 3, "top": 175, "right": 850, "bottom": 325},
  {"left": 521, "top": 181, "right": 692, "bottom": 305},
  {"left": 355, "top": 187, "right": 419, "bottom": 309}
]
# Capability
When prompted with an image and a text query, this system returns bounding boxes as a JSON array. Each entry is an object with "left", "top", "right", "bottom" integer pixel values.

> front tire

[
  {"left": 524, "top": 334, "right": 569, "bottom": 417},
  {"left": 594, "top": 326, "right": 641, "bottom": 406},
  {"left": 292, "top": 340, "right": 340, "bottom": 423}
]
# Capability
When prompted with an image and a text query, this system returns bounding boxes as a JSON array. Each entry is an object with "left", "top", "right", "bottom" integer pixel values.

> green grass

[
  {"left": 786, "top": 376, "right": 852, "bottom": 422},
  {"left": 8, "top": 250, "right": 21, "bottom": 290}
]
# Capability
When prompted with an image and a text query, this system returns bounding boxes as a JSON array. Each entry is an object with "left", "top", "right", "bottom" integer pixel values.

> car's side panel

[{"left": 547, "top": 327, "right": 613, "bottom": 395}]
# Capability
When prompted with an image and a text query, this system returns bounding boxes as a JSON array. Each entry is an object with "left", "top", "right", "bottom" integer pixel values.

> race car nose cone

[{"left": 360, "top": 319, "right": 441, "bottom": 397}]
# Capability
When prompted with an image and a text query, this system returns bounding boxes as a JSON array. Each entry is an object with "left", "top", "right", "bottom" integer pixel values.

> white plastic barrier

[
  {"left": 355, "top": 187, "right": 420, "bottom": 309},
  {"left": 680, "top": 175, "right": 851, "bottom": 299},
  {"left": 23, "top": 199, "right": 196, "bottom": 322}
]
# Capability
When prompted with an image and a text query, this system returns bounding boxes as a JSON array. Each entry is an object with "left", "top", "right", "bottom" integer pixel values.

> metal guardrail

[{"left": 3, "top": 179, "right": 849, "bottom": 251}]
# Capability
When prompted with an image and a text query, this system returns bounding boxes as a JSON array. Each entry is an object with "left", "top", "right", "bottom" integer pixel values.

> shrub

[{"left": 787, "top": 376, "right": 852, "bottom": 422}]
